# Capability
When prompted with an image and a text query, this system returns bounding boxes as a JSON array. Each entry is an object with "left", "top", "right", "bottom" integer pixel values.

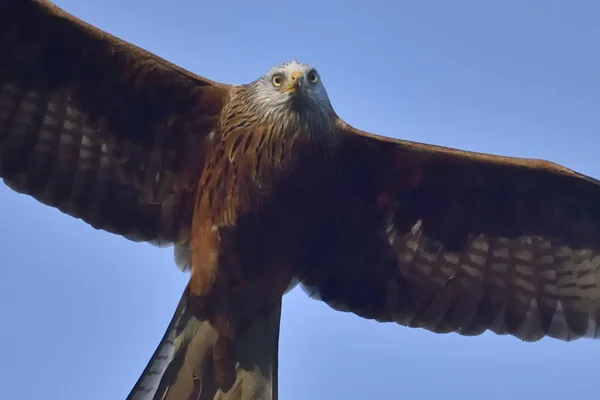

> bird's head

[{"left": 248, "top": 60, "right": 334, "bottom": 121}]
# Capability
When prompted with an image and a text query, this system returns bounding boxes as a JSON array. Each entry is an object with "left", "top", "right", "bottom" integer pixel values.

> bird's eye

[
  {"left": 271, "top": 74, "right": 283, "bottom": 87},
  {"left": 308, "top": 71, "right": 318, "bottom": 84}
]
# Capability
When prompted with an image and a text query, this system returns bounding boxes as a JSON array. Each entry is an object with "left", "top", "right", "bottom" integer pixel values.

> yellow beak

[{"left": 280, "top": 71, "right": 304, "bottom": 93}]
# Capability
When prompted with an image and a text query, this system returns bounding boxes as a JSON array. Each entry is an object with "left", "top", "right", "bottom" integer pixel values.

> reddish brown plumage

[{"left": 3, "top": 1, "right": 600, "bottom": 399}]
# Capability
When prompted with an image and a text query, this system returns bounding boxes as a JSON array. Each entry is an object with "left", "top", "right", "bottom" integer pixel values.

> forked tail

[{"left": 126, "top": 286, "right": 281, "bottom": 400}]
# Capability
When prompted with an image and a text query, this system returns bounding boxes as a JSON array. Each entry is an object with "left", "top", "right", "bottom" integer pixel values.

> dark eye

[
  {"left": 308, "top": 70, "right": 318, "bottom": 84},
  {"left": 271, "top": 73, "right": 283, "bottom": 87}
]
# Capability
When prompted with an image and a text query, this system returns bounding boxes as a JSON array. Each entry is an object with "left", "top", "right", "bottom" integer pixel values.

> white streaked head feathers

[{"left": 247, "top": 60, "right": 334, "bottom": 120}]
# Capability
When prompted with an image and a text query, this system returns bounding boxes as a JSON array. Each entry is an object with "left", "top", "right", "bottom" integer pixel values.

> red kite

[{"left": 2, "top": 1, "right": 599, "bottom": 399}]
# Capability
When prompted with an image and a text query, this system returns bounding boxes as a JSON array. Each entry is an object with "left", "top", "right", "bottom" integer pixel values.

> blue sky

[{"left": 1, "top": 0, "right": 599, "bottom": 399}]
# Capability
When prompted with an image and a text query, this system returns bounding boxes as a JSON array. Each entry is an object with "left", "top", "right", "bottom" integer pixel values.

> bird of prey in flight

[{"left": 2, "top": 1, "right": 600, "bottom": 399}]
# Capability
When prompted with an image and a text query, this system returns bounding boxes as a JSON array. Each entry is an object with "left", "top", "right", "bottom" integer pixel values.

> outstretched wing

[
  {"left": 298, "top": 120, "right": 600, "bottom": 342},
  {"left": 0, "top": 0, "right": 231, "bottom": 246}
]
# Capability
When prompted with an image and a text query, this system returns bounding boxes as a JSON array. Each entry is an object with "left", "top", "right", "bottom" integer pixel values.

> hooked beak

[{"left": 280, "top": 71, "right": 304, "bottom": 94}]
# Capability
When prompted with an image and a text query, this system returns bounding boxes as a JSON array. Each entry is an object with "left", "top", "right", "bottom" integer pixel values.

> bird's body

[
  {"left": 2, "top": 1, "right": 600, "bottom": 399},
  {"left": 184, "top": 64, "right": 343, "bottom": 384}
]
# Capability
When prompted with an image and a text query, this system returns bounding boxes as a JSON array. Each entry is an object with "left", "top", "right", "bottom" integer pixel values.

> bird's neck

[
  {"left": 196, "top": 100, "right": 338, "bottom": 224},
  {"left": 223, "top": 89, "right": 339, "bottom": 171}
]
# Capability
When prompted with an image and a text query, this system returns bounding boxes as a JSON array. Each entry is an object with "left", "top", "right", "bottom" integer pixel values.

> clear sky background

[{"left": 1, "top": 1, "right": 599, "bottom": 399}]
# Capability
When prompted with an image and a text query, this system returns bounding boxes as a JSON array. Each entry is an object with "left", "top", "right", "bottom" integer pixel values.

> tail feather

[{"left": 126, "top": 287, "right": 281, "bottom": 400}]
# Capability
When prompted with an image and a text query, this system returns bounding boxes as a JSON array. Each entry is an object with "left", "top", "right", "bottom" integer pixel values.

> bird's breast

[{"left": 194, "top": 118, "right": 336, "bottom": 230}]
